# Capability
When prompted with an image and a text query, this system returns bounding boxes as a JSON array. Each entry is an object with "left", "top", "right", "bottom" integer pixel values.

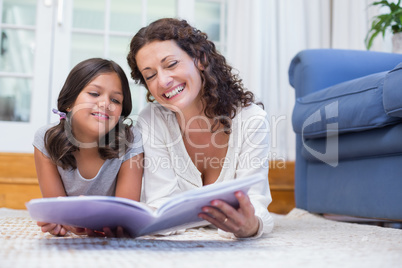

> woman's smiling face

[{"left": 135, "top": 40, "right": 204, "bottom": 114}]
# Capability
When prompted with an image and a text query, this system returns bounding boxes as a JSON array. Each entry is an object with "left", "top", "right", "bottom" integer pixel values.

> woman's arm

[
  {"left": 234, "top": 107, "right": 273, "bottom": 235},
  {"left": 199, "top": 106, "right": 273, "bottom": 238}
]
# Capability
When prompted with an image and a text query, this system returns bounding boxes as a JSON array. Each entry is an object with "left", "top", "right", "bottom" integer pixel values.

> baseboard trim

[{"left": 0, "top": 152, "right": 37, "bottom": 178}]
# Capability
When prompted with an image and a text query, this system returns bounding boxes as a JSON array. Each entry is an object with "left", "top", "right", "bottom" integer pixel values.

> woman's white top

[{"left": 136, "top": 103, "right": 274, "bottom": 237}]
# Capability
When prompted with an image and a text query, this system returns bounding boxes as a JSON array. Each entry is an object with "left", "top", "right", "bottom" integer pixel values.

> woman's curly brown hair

[{"left": 127, "top": 18, "right": 261, "bottom": 134}]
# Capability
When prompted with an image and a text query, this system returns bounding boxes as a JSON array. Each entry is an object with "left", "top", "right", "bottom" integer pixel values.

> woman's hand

[
  {"left": 37, "top": 222, "right": 86, "bottom": 236},
  {"left": 198, "top": 191, "right": 260, "bottom": 238}
]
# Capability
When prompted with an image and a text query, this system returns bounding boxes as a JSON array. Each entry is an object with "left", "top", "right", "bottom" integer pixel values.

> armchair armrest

[{"left": 288, "top": 49, "right": 402, "bottom": 98}]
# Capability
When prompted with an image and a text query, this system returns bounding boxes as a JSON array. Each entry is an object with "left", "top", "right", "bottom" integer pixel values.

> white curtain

[{"left": 226, "top": 0, "right": 387, "bottom": 161}]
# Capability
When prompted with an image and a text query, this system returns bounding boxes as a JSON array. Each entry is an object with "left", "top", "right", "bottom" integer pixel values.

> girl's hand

[
  {"left": 198, "top": 191, "right": 260, "bottom": 238},
  {"left": 37, "top": 221, "right": 68, "bottom": 236},
  {"left": 85, "top": 226, "right": 131, "bottom": 238},
  {"left": 37, "top": 222, "right": 86, "bottom": 236},
  {"left": 64, "top": 225, "right": 86, "bottom": 235}
]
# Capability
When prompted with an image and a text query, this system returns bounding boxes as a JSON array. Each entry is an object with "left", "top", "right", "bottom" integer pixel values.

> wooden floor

[{"left": 0, "top": 153, "right": 295, "bottom": 214}]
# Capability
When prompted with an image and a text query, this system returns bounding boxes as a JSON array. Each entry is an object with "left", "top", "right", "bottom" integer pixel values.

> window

[
  {"left": 0, "top": 0, "right": 37, "bottom": 122},
  {"left": 0, "top": 0, "right": 227, "bottom": 152}
]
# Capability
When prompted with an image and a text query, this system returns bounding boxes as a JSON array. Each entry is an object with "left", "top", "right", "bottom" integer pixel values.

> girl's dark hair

[
  {"left": 127, "top": 18, "right": 261, "bottom": 133},
  {"left": 45, "top": 58, "right": 133, "bottom": 169}
]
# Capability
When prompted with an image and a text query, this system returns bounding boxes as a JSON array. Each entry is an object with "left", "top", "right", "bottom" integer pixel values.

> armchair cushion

[
  {"left": 301, "top": 123, "right": 402, "bottom": 162},
  {"left": 383, "top": 62, "right": 402, "bottom": 118},
  {"left": 293, "top": 64, "right": 402, "bottom": 139}
]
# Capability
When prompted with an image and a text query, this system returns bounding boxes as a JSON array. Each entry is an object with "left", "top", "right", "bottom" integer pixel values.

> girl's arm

[
  {"left": 115, "top": 153, "right": 144, "bottom": 201},
  {"left": 86, "top": 153, "right": 144, "bottom": 238},
  {"left": 34, "top": 147, "right": 72, "bottom": 235},
  {"left": 34, "top": 147, "right": 66, "bottom": 197}
]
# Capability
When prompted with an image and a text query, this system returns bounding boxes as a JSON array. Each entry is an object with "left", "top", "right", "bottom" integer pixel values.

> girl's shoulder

[
  {"left": 130, "top": 125, "right": 143, "bottom": 147},
  {"left": 34, "top": 123, "right": 57, "bottom": 137},
  {"left": 121, "top": 126, "right": 144, "bottom": 160},
  {"left": 33, "top": 122, "right": 58, "bottom": 157}
]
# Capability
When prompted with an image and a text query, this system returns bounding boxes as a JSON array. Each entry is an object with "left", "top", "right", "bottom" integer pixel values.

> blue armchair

[{"left": 289, "top": 49, "right": 402, "bottom": 220}]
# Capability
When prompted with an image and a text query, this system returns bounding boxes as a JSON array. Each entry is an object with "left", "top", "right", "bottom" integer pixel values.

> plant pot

[{"left": 392, "top": 32, "right": 402, "bottom": 53}]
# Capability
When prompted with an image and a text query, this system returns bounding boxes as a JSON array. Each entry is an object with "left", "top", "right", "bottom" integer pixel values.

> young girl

[{"left": 33, "top": 58, "right": 143, "bottom": 236}]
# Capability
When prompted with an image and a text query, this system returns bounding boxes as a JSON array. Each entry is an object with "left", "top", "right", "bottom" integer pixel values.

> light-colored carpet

[{"left": 0, "top": 207, "right": 401, "bottom": 268}]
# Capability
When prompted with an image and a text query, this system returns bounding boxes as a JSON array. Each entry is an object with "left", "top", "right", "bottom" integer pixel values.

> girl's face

[
  {"left": 135, "top": 40, "right": 203, "bottom": 114},
  {"left": 69, "top": 72, "right": 123, "bottom": 143}
]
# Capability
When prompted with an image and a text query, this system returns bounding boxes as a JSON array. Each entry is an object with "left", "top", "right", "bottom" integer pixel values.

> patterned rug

[{"left": 1, "top": 208, "right": 401, "bottom": 268}]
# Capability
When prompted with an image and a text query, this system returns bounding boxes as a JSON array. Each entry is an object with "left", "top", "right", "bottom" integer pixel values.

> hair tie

[{"left": 52, "top": 108, "right": 67, "bottom": 120}]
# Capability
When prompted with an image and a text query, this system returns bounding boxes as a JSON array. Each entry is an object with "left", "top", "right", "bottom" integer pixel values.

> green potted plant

[{"left": 365, "top": 0, "right": 402, "bottom": 51}]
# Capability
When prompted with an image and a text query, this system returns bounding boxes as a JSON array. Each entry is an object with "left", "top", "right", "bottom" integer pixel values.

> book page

[
  {"left": 139, "top": 174, "right": 265, "bottom": 236},
  {"left": 157, "top": 174, "right": 265, "bottom": 215},
  {"left": 26, "top": 196, "right": 157, "bottom": 237}
]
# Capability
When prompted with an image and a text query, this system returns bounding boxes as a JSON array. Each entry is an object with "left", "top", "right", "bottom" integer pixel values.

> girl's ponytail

[{"left": 44, "top": 116, "right": 78, "bottom": 169}]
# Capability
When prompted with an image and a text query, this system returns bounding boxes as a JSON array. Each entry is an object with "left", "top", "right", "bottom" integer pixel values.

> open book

[{"left": 26, "top": 174, "right": 265, "bottom": 237}]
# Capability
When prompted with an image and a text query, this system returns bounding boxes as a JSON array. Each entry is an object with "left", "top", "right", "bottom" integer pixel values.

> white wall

[{"left": 226, "top": 0, "right": 391, "bottom": 161}]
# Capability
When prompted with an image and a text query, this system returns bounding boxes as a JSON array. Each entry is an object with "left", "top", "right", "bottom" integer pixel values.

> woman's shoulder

[
  {"left": 232, "top": 103, "right": 269, "bottom": 132},
  {"left": 237, "top": 103, "right": 267, "bottom": 120}
]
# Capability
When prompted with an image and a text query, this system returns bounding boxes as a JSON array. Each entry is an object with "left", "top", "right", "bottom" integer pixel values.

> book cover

[{"left": 26, "top": 174, "right": 265, "bottom": 237}]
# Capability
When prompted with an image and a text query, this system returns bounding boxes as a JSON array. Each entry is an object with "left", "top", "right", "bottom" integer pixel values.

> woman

[{"left": 128, "top": 18, "right": 273, "bottom": 238}]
